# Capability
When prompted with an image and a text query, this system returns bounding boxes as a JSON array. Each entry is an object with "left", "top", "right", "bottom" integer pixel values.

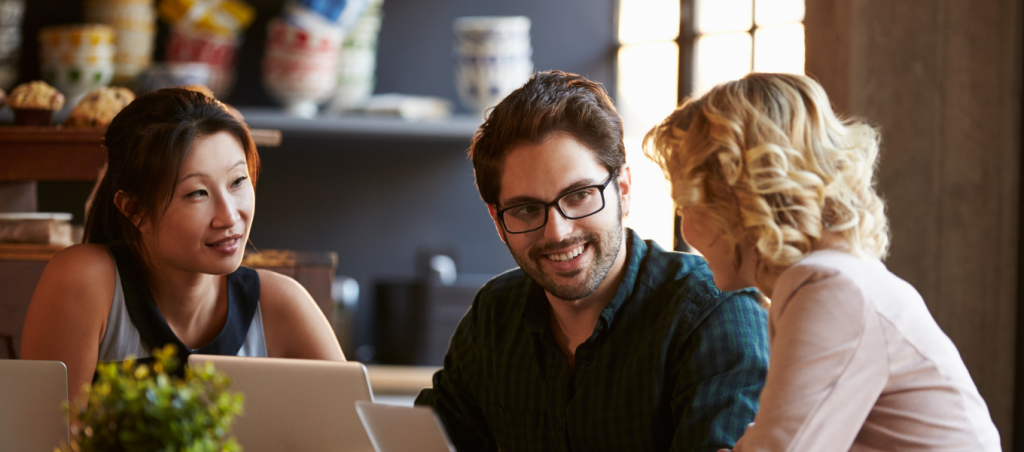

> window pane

[
  {"left": 755, "top": 0, "right": 805, "bottom": 27},
  {"left": 623, "top": 136, "right": 675, "bottom": 249},
  {"left": 696, "top": 0, "right": 753, "bottom": 34},
  {"left": 693, "top": 32, "right": 752, "bottom": 95},
  {"left": 616, "top": 41, "right": 679, "bottom": 136},
  {"left": 753, "top": 23, "right": 805, "bottom": 74},
  {"left": 618, "top": 0, "right": 681, "bottom": 45}
]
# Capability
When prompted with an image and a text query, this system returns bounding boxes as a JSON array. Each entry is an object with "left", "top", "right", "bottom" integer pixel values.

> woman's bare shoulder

[
  {"left": 44, "top": 243, "right": 116, "bottom": 289},
  {"left": 252, "top": 268, "right": 343, "bottom": 360},
  {"left": 254, "top": 268, "right": 312, "bottom": 308}
]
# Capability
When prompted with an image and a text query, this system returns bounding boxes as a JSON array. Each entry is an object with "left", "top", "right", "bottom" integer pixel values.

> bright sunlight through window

[
  {"left": 617, "top": 0, "right": 679, "bottom": 250},
  {"left": 616, "top": 0, "right": 805, "bottom": 250}
]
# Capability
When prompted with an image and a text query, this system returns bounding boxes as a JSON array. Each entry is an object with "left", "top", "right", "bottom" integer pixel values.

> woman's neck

[{"left": 138, "top": 246, "right": 228, "bottom": 349}]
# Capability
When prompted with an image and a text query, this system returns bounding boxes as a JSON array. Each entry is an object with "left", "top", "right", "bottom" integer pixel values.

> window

[
  {"left": 616, "top": 0, "right": 805, "bottom": 250},
  {"left": 693, "top": 0, "right": 805, "bottom": 95}
]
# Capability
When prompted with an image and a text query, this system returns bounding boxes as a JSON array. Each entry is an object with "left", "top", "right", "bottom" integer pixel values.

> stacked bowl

[
  {"left": 84, "top": 0, "right": 157, "bottom": 85},
  {"left": 38, "top": 25, "right": 116, "bottom": 105},
  {"left": 262, "top": 16, "right": 344, "bottom": 117},
  {"left": 326, "top": 0, "right": 384, "bottom": 112},
  {"left": 0, "top": 0, "right": 25, "bottom": 90},
  {"left": 453, "top": 16, "right": 533, "bottom": 116},
  {"left": 159, "top": 0, "right": 255, "bottom": 98},
  {"left": 165, "top": 29, "right": 240, "bottom": 97}
]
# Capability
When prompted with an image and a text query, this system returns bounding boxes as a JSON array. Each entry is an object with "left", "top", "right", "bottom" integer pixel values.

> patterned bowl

[
  {"left": 262, "top": 18, "right": 342, "bottom": 117},
  {"left": 165, "top": 27, "right": 240, "bottom": 98},
  {"left": 38, "top": 24, "right": 116, "bottom": 105}
]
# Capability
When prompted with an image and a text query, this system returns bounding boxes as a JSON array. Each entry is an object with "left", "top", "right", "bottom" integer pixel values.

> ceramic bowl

[
  {"left": 327, "top": 0, "right": 383, "bottom": 112},
  {"left": 41, "top": 63, "right": 115, "bottom": 105},
  {"left": 38, "top": 25, "right": 117, "bottom": 105},
  {"left": 453, "top": 16, "right": 531, "bottom": 55},
  {"left": 0, "top": 0, "right": 24, "bottom": 27},
  {"left": 455, "top": 56, "right": 532, "bottom": 115},
  {"left": 137, "top": 62, "right": 212, "bottom": 93},
  {"left": 165, "top": 27, "right": 240, "bottom": 97},
  {"left": 0, "top": 55, "right": 17, "bottom": 90},
  {"left": 263, "top": 18, "right": 342, "bottom": 117},
  {"left": 263, "top": 48, "right": 338, "bottom": 117},
  {"left": 84, "top": 0, "right": 156, "bottom": 82},
  {"left": 266, "top": 17, "right": 343, "bottom": 56}
]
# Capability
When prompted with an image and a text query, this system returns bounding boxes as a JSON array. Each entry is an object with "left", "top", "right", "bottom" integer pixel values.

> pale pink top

[{"left": 734, "top": 250, "right": 1001, "bottom": 452}]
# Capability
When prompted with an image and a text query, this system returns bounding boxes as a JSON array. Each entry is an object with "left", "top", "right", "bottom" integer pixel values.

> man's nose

[{"left": 542, "top": 205, "right": 573, "bottom": 242}]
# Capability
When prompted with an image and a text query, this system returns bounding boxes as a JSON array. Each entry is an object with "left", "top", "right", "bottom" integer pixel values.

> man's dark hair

[{"left": 468, "top": 70, "right": 626, "bottom": 206}]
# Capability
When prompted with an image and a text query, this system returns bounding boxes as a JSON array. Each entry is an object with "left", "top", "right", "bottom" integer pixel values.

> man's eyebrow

[
  {"left": 500, "top": 176, "right": 603, "bottom": 207},
  {"left": 178, "top": 160, "right": 246, "bottom": 182}
]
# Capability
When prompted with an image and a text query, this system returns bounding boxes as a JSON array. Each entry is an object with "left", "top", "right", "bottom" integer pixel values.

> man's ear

[
  {"left": 617, "top": 164, "right": 632, "bottom": 218},
  {"left": 113, "top": 190, "right": 143, "bottom": 229},
  {"left": 487, "top": 204, "right": 508, "bottom": 244}
]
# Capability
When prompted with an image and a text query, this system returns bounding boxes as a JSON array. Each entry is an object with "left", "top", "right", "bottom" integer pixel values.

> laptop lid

[
  {"left": 0, "top": 360, "right": 69, "bottom": 451},
  {"left": 188, "top": 355, "right": 375, "bottom": 452},
  {"left": 355, "top": 400, "right": 456, "bottom": 452}
]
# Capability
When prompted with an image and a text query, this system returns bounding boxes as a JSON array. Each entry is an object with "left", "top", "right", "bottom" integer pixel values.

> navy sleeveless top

[{"left": 97, "top": 242, "right": 268, "bottom": 375}]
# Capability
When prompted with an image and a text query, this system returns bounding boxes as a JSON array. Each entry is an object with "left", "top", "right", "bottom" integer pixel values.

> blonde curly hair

[{"left": 644, "top": 73, "right": 889, "bottom": 293}]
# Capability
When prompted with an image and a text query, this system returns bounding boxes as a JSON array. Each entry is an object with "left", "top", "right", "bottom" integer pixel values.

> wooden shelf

[
  {"left": 236, "top": 107, "right": 481, "bottom": 141},
  {"left": 0, "top": 126, "right": 281, "bottom": 182}
]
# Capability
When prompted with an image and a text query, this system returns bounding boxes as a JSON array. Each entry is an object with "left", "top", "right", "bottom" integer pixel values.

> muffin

[
  {"left": 7, "top": 81, "right": 65, "bottom": 126},
  {"left": 65, "top": 87, "right": 136, "bottom": 128}
]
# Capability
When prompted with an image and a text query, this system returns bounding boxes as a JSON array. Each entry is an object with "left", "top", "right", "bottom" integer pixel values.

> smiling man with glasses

[{"left": 415, "top": 71, "right": 769, "bottom": 452}]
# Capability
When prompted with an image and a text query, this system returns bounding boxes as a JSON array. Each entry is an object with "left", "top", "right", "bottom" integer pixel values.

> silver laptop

[
  {"left": 188, "top": 355, "right": 376, "bottom": 452},
  {"left": 0, "top": 360, "right": 69, "bottom": 451},
  {"left": 355, "top": 400, "right": 456, "bottom": 452}
]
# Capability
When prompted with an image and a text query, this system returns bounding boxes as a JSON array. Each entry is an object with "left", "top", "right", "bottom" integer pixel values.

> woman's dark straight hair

[{"left": 83, "top": 88, "right": 260, "bottom": 256}]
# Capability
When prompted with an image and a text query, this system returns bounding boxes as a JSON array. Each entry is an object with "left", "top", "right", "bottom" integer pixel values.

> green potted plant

[{"left": 61, "top": 345, "right": 245, "bottom": 452}]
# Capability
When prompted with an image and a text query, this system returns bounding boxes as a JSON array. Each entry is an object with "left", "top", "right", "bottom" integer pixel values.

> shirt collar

[{"left": 522, "top": 228, "right": 647, "bottom": 334}]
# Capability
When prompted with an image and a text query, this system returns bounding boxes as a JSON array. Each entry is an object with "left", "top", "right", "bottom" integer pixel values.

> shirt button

[
  {"left": 580, "top": 360, "right": 590, "bottom": 370},
  {"left": 555, "top": 419, "right": 565, "bottom": 430}
]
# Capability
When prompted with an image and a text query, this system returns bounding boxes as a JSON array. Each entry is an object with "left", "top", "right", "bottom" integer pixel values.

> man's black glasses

[{"left": 497, "top": 169, "right": 618, "bottom": 234}]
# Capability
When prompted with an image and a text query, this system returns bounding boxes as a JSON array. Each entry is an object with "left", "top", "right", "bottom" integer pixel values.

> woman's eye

[
  {"left": 187, "top": 189, "right": 208, "bottom": 198},
  {"left": 232, "top": 176, "right": 248, "bottom": 187}
]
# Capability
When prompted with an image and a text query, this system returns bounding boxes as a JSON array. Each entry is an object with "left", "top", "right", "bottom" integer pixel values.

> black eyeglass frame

[{"left": 496, "top": 169, "right": 620, "bottom": 234}]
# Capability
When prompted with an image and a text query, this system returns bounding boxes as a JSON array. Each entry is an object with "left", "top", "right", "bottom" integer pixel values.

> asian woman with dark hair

[{"left": 21, "top": 88, "right": 344, "bottom": 401}]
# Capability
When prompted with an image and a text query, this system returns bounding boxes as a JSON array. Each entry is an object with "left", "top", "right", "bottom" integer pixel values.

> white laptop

[
  {"left": 355, "top": 400, "right": 456, "bottom": 452},
  {"left": 188, "top": 355, "right": 376, "bottom": 452},
  {"left": 0, "top": 359, "right": 69, "bottom": 451}
]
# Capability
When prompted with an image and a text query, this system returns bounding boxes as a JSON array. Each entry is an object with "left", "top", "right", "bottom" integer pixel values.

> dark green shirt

[{"left": 415, "top": 229, "right": 769, "bottom": 452}]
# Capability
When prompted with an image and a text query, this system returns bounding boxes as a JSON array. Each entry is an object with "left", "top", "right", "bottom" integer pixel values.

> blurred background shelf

[{"left": 235, "top": 108, "right": 480, "bottom": 141}]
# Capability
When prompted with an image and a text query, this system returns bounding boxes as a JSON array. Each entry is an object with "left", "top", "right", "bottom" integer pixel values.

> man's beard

[{"left": 506, "top": 203, "right": 624, "bottom": 301}]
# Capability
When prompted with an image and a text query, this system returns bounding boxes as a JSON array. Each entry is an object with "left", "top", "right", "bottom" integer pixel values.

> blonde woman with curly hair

[{"left": 645, "top": 73, "right": 1000, "bottom": 451}]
